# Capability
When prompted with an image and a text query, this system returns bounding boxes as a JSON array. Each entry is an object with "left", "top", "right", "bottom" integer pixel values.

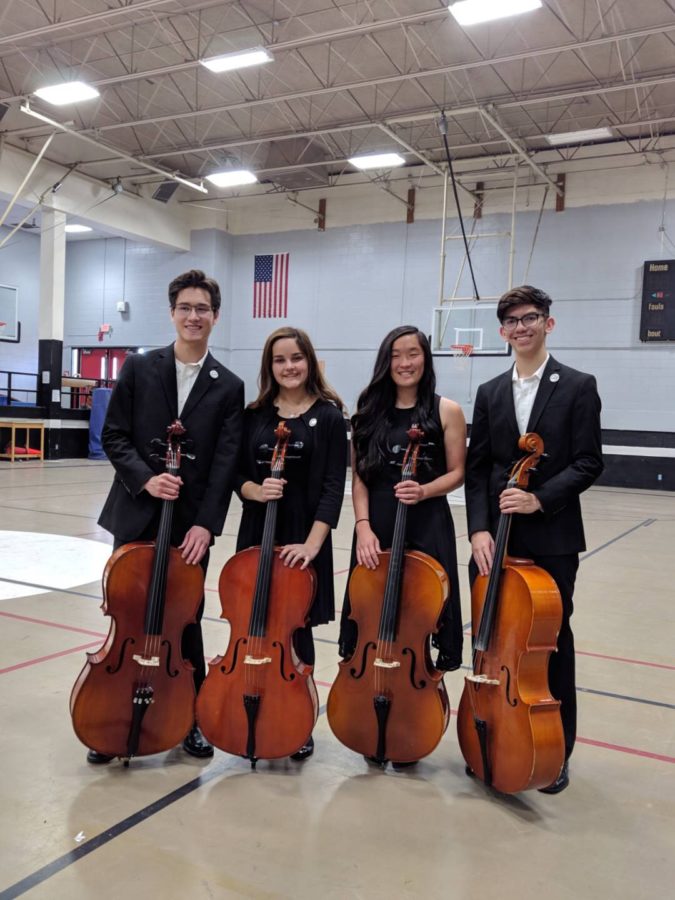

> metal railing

[{"left": 0, "top": 370, "right": 39, "bottom": 407}]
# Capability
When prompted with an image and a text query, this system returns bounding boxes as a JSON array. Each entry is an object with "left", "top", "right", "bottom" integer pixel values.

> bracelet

[{"left": 354, "top": 518, "right": 369, "bottom": 525}]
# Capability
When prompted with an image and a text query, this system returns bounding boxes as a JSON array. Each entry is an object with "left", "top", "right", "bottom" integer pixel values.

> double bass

[
  {"left": 70, "top": 421, "right": 203, "bottom": 763},
  {"left": 457, "top": 432, "right": 565, "bottom": 793},
  {"left": 196, "top": 420, "right": 318, "bottom": 767},
  {"left": 327, "top": 424, "right": 449, "bottom": 765}
]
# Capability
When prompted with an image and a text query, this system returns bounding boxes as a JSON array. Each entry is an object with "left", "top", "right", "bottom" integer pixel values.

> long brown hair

[{"left": 249, "top": 326, "right": 344, "bottom": 411}]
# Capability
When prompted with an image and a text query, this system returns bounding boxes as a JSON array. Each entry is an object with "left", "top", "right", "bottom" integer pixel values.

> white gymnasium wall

[{"left": 2, "top": 189, "right": 674, "bottom": 432}]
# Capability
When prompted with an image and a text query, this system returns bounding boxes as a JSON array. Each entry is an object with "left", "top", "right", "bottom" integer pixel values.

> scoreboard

[{"left": 640, "top": 260, "right": 675, "bottom": 342}]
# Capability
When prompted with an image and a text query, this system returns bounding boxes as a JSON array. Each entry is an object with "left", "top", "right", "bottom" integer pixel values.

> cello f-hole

[
  {"left": 501, "top": 665, "right": 518, "bottom": 707},
  {"left": 402, "top": 646, "right": 427, "bottom": 690},
  {"left": 105, "top": 636, "right": 135, "bottom": 675},
  {"left": 349, "top": 641, "right": 377, "bottom": 679}
]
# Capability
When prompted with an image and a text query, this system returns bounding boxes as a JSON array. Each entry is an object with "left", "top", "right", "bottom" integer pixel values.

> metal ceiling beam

[
  {"left": 18, "top": 102, "right": 207, "bottom": 192},
  {"left": 0, "top": 132, "right": 54, "bottom": 227},
  {"left": 73, "top": 20, "right": 675, "bottom": 135},
  {"left": 0, "top": 0, "right": 185, "bottom": 47},
  {"left": 0, "top": 6, "right": 449, "bottom": 77},
  {"left": 479, "top": 107, "right": 562, "bottom": 196}
]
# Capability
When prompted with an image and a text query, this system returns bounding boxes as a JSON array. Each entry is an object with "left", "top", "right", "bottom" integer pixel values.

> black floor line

[
  {"left": 577, "top": 686, "right": 675, "bottom": 710},
  {"left": 0, "top": 576, "right": 101, "bottom": 602},
  {"left": 1, "top": 704, "right": 329, "bottom": 900},
  {"left": 580, "top": 518, "right": 655, "bottom": 561}
]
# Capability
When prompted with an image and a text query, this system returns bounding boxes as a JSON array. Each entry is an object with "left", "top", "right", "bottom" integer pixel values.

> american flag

[{"left": 253, "top": 253, "right": 289, "bottom": 318}]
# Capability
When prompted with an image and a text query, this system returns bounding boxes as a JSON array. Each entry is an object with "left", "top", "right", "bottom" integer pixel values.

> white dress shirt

[
  {"left": 512, "top": 354, "right": 549, "bottom": 435},
  {"left": 175, "top": 350, "right": 207, "bottom": 416}
]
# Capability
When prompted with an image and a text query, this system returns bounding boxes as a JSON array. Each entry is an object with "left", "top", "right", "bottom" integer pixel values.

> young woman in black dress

[
  {"left": 236, "top": 326, "right": 347, "bottom": 760},
  {"left": 339, "top": 325, "right": 466, "bottom": 681}
]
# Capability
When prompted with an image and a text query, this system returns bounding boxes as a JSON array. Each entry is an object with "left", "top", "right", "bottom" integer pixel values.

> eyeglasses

[
  {"left": 174, "top": 303, "right": 213, "bottom": 317},
  {"left": 501, "top": 312, "right": 545, "bottom": 331}
]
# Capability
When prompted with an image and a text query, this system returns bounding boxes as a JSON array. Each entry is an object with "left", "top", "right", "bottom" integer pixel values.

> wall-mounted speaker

[{"left": 152, "top": 181, "right": 180, "bottom": 203}]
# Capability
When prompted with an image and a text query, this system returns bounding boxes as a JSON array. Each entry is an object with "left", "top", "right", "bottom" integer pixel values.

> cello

[
  {"left": 70, "top": 421, "right": 203, "bottom": 763},
  {"left": 196, "top": 420, "right": 318, "bottom": 767},
  {"left": 457, "top": 432, "right": 565, "bottom": 793},
  {"left": 327, "top": 424, "right": 449, "bottom": 765}
]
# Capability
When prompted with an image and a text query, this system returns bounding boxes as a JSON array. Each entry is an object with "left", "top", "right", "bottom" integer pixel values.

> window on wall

[{"left": 0, "top": 283, "right": 20, "bottom": 342}]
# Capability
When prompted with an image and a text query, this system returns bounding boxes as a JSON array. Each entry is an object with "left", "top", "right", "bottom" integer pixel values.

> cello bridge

[
  {"left": 466, "top": 673, "right": 500, "bottom": 685},
  {"left": 244, "top": 655, "right": 272, "bottom": 666},
  {"left": 132, "top": 653, "right": 160, "bottom": 667},
  {"left": 374, "top": 658, "right": 400, "bottom": 669}
]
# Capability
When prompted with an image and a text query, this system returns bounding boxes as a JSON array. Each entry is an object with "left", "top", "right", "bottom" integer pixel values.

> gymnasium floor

[{"left": 0, "top": 459, "right": 673, "bottom": 900}]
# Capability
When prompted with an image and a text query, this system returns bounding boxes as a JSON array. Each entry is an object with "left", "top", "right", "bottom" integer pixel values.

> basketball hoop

[{"left": 450, "top": 343, "right": 474, "bottom": 358}]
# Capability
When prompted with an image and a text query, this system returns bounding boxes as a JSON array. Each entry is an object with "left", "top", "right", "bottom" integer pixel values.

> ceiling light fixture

[
  {"left": 205, "top": 169, "right": 258, "bottom": 187},
  {"left": 348, "top": 152, "right": 406, "bottom": 170},
  {"left": 33, "top": 80, "right": 100, "bottom": 105},
  {"left": 545, "top": 127, "right": 613, "bottom": 146},
  {"left": 65, "top": 224, "right": 92, "bottom": 233},
  {"left": 200, "top": 47, "right": 273, "bottom": 74},
  {"left": 449, "top": 0, "right": 542, "bottom": 27}
]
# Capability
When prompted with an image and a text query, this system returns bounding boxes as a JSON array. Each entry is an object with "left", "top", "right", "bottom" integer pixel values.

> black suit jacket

[
  {"left": 98, "top": 344, "right": 244, "bottom": 544},
  {"left": 465, "top": 355, "right": 603, "bottom": 555}
]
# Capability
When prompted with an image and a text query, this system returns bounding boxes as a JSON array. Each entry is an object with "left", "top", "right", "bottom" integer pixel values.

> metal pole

[
  {"left": 508, "top": 164, "right": 518, "bottom": 289},
  {"left": 0, "top": 133, "right": 54, "bottom": 229},
  {"left": 438, "top": 170, "right": 449, "bottom": 305}
]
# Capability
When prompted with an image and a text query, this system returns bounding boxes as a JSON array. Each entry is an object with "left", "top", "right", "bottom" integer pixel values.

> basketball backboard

[{"left": 431, "top": 303, "right": 510, "bottom": 356}]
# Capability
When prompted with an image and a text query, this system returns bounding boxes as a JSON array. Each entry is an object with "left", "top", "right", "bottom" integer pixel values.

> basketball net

[{"left": 449, "top": 344, "right": 474, "bottom": 404}]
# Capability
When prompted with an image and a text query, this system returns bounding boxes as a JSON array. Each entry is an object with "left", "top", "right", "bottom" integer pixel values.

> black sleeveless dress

[{"left": 339, "top": 398, "right": 463, "bottom": 670}]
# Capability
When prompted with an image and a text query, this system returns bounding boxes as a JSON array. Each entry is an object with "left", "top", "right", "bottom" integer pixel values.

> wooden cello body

[
  {"left": 327, "top": 425, "right": 450, "bottom": 765},
  {"left": 196, "top": 421, "right": 318, "bottom": 765},
  {"left": 457, "top": 433, "right": 565, "bottom": 793},
  {"left": 70, "top": 422, "right": 203, "bottom": 761}
]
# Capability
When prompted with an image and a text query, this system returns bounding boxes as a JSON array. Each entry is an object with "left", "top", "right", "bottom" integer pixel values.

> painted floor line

[
  {"left": 0, "top": 703, "right": 671, "bottom": 900},
  {"left": 0, "top": 641, "right": 102, "bottom": 675},
  {"left": 0, "top": 610, "right": 106, "bottom": 638}
]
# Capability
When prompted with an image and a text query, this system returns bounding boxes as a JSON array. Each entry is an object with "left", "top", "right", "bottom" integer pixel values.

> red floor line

[
  {"left": 447, "top": 708, "right": 674, "bottom": 764},
  {"left": 0, "top": 641, "right": 101, "bottom": 675},
  {"left": 460, "top": 628, "right": 673, "bottom": 672},
  {"left": 0, "top": 610, "right": 106, "bottom": 638},
  {"left": 576, "top": 649, "right": 675, "bottom": 671},
  {"left": 575, "top": 736, "right": 675, "bottom": 764}
]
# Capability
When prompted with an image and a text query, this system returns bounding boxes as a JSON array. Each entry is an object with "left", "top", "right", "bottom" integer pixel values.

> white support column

[{"left": 39, "top": 208, "right": 66, "bottom": 342}]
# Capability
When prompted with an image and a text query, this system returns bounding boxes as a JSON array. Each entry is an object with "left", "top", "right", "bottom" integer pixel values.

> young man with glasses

[
  {"left": 464, "top": 285, "right": 603, "bottom": 793},
  {"left": 92, "top": 269, "right": 244, "bottom": 763}
]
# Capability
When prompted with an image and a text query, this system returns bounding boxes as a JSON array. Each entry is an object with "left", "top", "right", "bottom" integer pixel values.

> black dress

[
  {"left": 235, "top": 399, "right": 348, "bottom": 664},
  {"left": 339, "top": 398, "right": 463, "bottom": 670}
]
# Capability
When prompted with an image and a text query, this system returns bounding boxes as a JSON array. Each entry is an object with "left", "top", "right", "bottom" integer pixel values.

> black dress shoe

[
  {"left": 182, "top": 725, "right": 214, "bottom": 759},
  {"left": 392, "top": 760, "right": 418, "bottom": 771},
  {"left": 538, "top": 760, "right": 569, "bottom": 794},
  {"left": 290, "top": 735, "right": 314, "bottom": 761},
  {"left": 87, "top": 749, "right": 114, "bottom": 765},
  {"left": 464, "top": 764, "right": 476, "bottom": 778}
]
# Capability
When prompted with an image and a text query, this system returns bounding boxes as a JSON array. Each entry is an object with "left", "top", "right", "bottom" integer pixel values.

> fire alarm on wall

[{"left": 116, "top": 300, "right": 128, "bottom": 313}]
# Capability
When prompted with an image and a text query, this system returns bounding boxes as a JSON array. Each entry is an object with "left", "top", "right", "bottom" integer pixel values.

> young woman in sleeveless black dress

[
  {"left": 339, "top": 325, "right": 466, "bottom": 678},
  {"left": 235, "top": 326, "right": 347, "bottom": 761}
]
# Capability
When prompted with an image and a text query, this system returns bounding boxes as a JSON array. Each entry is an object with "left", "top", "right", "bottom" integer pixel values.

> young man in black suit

[
  {"left": 91, "top": 269, "right": 244, "bottom": 763},
  {"left": 465, "top": 285, "right": 603, "bottom": 793}
]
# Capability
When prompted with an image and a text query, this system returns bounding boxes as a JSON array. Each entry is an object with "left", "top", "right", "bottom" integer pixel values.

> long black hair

[{"left": 352, "top": 325, "right": 441, "bottom": 484}]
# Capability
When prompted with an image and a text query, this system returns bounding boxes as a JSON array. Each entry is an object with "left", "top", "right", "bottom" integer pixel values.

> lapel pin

[
  {"left": 309, "top": 417, "right": 318, "bottom": 427},
  {"left": 209, "top": 369, "right": 218, "bottom": 379},
  {"left": 550, "top": 373, "right": 559, "bottom": 382}
]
